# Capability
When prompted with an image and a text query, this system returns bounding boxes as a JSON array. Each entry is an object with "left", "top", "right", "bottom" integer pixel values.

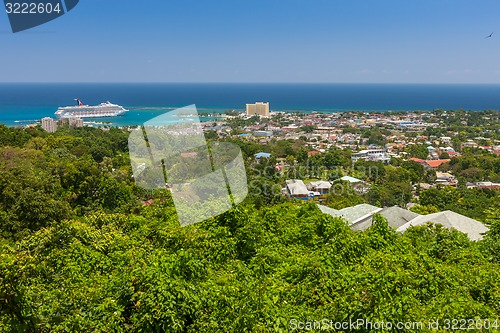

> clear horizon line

[{"left": 2, "top": 81, "right": 500, "bottom": 85}]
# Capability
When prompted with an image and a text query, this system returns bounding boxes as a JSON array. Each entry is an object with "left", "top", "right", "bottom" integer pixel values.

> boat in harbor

[{"left": 55, "top": 99, "right": 128, "bottom": 118}]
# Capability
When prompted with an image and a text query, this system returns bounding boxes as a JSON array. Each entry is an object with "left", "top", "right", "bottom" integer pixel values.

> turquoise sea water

[
  {"left": 1, "top": 83, "right": 500, "bottom": 126},
  {"left": 0, "top": 105, "right": 226, "bottom": 127}
]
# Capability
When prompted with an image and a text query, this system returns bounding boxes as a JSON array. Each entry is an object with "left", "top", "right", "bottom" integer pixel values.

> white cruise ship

[{"left": 55, "top": 99, "right": 128, "bottom": 118}]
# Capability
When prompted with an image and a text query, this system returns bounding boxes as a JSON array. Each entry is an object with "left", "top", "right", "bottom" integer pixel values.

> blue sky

[{"left": 1, "top": 0, "right": 500, "bottom": 83}]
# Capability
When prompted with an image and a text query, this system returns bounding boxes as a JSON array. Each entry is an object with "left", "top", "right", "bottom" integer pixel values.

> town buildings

[{"left": 351, "top": 149, "right": 391, "bottom": 163}]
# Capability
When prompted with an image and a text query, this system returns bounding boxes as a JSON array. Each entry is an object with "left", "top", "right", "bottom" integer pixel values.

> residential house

[
  {"left": 254, "top": 152, "right": 271, "bottom": 159},
  {"left": 254, "top": 130, "right": 273, "bottom": 138},
  {"left": 350, "top": 206, "right": 421, "bottom": 231},
  {"left": 318, "top": 203, "right": 488, "bottom": 241},
  {"left": 318, "top": 203, "right": 382, "bottom": 224},
  {"left": 351, "top": 149, "right": 391, "bottom": 163},
  {"left": 307, "top": 181, "right": 332, "bottom": 200},
  {"left": 462, "top": 140, "right": 478, "bottom": 149},
  {"left": 286, "top": 180, "right": 315, "bottom": 201},
  {"left": 397, "top": 210, "right": 489, "bottom": 241},
  {"left": 467, "top": 181, "right": 500, "bottom": 190},
  {"left": 424, "top": 159, "right": 450, "bottom": 170},
  {"left": 435, "top": 172, "right": 457, "bottom": 186},
  {"left": 307, "top": 150, "right": 322, "bottom": 158},
  {"left": 340, "top": 175, "right": 372, "bottom": 194}
]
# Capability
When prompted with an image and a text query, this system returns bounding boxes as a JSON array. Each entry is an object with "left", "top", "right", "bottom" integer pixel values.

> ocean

[{"left": 1, "top": 83, "right": 500, "bottom": 127}]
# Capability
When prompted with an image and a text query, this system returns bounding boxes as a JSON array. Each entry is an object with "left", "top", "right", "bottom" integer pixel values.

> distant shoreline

[
  {"left": 3, "top": 107, "right": 495, "bottom": 129},
  {"left": 1, "top": 83, "right": 500, "bottom": 126}
]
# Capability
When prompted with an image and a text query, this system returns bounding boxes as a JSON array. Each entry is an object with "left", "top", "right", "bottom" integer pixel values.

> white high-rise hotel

[{"left": 41, "top": 117, "right": 58, "bottom": 133}]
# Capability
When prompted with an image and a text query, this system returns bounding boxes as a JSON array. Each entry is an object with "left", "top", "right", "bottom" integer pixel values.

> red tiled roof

[
  {"left": 409, "top": 157, "right": 426, "bottom": 163},
  {"left": 308, "top": 151, "right": 322, "bottom": 157},
  {"left": 424, "top": 159, "right": 450, "bottom": 168}
]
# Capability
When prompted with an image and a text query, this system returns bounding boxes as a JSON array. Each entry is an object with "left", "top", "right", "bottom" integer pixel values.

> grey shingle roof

[
  {"left": 340, "top": 176, "right": 363, "bottom": 183},
  {"left": 338, "top": 204, "right": 382, "bottom": 223},
  {"left": 308, "top": 181, "right": 332, "bottom": 190},
  {"left": 350, "top": 206, "right": 421, "bottom": 231},
  {"left": 317, "top": 203, "right": 381, "bottom": 224},
  {"left": 285, "top": 180, "right": 309, "bottom": 196},
  {"left": 397, "top": 210, "right": 489, "bottom": 241},
  {"left": 318, "top": 203, "right": 489, "bottom": 241},
  {"left": 317, "top": 204, "right": 340, "bottom": 216}
]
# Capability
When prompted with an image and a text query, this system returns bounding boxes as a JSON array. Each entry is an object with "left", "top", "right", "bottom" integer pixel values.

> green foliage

[
  {"left": 0, "top": 124, "right": 31, "bottom": 147},
  {"left": 365, "top": 213, "right": 397, "bottom": 249},
  {"left": 366, "top": 182, "right": 412, "bottom": 207},
  {"left": 1, "top": 200, "right": 497, "bottom": 332},
  {"left": 0, "top": 128, "right": 137, "bottom": 238},
  {"left": 401, "top": 160, "right": 425, "bottom": 182},
  {"left": 439, "top": 152, "right": 450, "bottom": 159},
  {"left": 449, "top": 153, "right": 500, "bottom": 182},
  {"left": 410, "top": 204, "right": 440, "bottom": 215},
  {"left": 481, "top": 208, "right": 500, "bottom": 263},
  {"left": 325, "top": 181, "right": 366, "bottom": 209},
  {"left": 362, "top": 128, "right": 387, "bottom": 146},
  {"left": 406, "top": 144, "right": 428, "bottom": 159},
  {"left": 297, "top": 125, "right": 315, "bottom": 133},
  {"left": 1, "top": 124, "right": 500, "bottom": 332},
  {"left": 419, "top": 187, "right": 500, "bottom": 220}
]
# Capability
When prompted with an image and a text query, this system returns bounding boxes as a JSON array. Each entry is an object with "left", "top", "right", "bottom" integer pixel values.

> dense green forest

[{"left": 1, "top": 124, "right": 500, "bottom": 332}]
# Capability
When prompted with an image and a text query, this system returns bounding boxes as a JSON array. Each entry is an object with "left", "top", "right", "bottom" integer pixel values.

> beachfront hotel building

[
  {"left": 41, "top": 117, "right": 58, "bottom": 133},
  {"left": 68, "top": 117, "right": 84, "bottom": 128},
  {"left": 246, "top": 102, "right": 270, "bottom": 117}
]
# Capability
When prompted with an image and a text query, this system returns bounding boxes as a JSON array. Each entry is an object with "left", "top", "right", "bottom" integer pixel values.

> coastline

[{"left": 1, "top": 82, "right": 500, "bottom": 127}]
